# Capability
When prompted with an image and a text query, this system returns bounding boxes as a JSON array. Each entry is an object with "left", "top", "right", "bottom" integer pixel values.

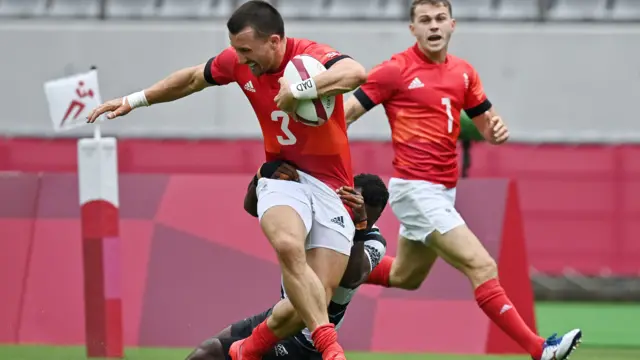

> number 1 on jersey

[
  {"left": 441, "top": 97, "right": 454, "bottom": 134},
  {"left": 271, "top": 110, "right": 297, "bottom": 145}
]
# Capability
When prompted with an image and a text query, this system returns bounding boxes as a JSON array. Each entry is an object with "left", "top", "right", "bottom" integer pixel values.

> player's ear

[
  {"left": 409, "top": 22, "right": 416, "bottom": 37},
  {"left": 268, "top": 34, "right": 280, "bottom": 49}
]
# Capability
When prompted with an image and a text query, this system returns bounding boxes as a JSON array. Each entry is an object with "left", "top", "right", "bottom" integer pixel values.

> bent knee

[
  {"left": 464, "top": 256, "right": 498, "bottom": 284},
  {"left": 271, "top": 235, "right": 306, "bottom": 269}
]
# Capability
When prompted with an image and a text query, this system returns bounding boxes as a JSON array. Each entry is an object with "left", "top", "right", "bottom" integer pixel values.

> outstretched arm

[
  {"left": 87, "top": 48, "right": 238, "bottom": 123},
  {"left": 87, "top": 63, "right": 211, "bottom": 123}
]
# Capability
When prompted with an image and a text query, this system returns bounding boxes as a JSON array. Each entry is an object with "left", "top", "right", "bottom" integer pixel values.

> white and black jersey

[{"left": 281, "top": 227, "right": 387, "bottom": 351}]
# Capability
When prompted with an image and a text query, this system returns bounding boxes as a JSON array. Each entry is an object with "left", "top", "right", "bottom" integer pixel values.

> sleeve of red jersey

[
  {"left": 352, "top": 61, "right": 401, "bottom": 111},
  {"left": 303, "top": 43, "right": 352, "bottom": 69},
  {"left": 203, "top": 47, "right": 238, "bottom": 86},
  {"left": 463, "top": 65, "right": 492, "bottom": 118}
]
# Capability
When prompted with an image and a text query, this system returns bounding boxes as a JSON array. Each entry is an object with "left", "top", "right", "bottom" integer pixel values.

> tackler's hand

[
  {"left": 337, "top": 186, "right": 367, "bottom": 230},
  {"left": 272, "top": 162, "right": 299, "bottom": 181},
  {"left": 257, "top": 160, "right": 299, "bottom": 182}
]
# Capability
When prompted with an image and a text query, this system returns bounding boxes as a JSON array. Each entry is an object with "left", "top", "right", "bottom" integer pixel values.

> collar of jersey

[{"left": 412, "top": 43, "right": 449, "bottom": 66}]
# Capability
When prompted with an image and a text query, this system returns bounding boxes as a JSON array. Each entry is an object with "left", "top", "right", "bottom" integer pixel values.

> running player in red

[
  {"left": 344, "top": 1, "right": 581, "bottom": 360},
  {"left": 86, "top": 2, "right": 367, "bottom": 360}
]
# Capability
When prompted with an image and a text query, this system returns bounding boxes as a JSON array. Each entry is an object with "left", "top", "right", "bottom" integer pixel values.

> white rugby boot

[{"left": 538, "top": 329, "right": 582, "bottom": 360}]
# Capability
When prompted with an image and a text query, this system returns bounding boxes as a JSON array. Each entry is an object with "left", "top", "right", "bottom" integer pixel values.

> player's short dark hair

[
  {"left": 227, "top": 1, "right": 285, "bottom": 39},
  {"left": 354, "top": 174, "right": 389, "bottom": 210},
  {"left": 410, "top": 0, "right": 453, "bottom": 20}
]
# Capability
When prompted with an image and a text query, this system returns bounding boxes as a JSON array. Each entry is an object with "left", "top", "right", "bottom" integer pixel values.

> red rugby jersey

[
  {"left": 354, "top": 43, "right": 492, "bottom": 188},
  {"left": 204, "top": 37, "right": 354, "bottom": 190}
]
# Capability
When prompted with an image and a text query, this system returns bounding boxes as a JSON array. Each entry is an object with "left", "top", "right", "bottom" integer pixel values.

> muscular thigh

[
  {"left": 391, "top": 236, "right": 438, "bottom": 289},
  {"left": 305, "top": 247, "right": 349, "bottom": 302},
  {"left": 257, "top": 178, "right": 313, "bottom": 238}
]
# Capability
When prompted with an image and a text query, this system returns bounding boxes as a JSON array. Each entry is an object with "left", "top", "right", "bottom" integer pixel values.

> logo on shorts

[
  {"left": 330, "top": 216, "right": 345, "bottom": 228},
  {"left": 275, "top": 344, "right": 289, "bottom": 357}
]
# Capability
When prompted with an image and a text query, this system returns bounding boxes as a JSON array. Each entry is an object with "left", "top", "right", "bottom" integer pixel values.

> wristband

[
  {"left": 290, "top": 78, "right": 318, "bottom": 100},
  {"left": 354, "top": 218, "right": 368, "bottom": 231},
  {"left": 125, "top": 91, "right": 149, "bottom": 109}
]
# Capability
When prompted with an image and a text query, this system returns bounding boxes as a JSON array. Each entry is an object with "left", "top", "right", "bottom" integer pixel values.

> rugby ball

[{"left": 284, "top": 55, "right": 335, "bottom": 127}]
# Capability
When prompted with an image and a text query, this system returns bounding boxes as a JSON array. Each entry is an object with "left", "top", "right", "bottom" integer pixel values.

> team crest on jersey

[{"left": 463, "top": 73, "right": 469, "bottom": 90}]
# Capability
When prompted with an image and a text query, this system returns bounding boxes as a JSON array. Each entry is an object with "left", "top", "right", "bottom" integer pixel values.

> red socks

[
  {"left": 311, "top": 324, "right": 338, "bottom": 353},
  {"left": 365, "top": 255, "right": 394, "bottom": 287},
  {"left": 242, "top": 321, "right": 280, "bottom": 357},
  {"left": 475, "top": 279, "right": 544, "bottom": 359}
]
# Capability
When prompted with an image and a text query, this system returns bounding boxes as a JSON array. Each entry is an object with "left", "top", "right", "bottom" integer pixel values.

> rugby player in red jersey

[
  {"left": 87, "top": 2, "right": 367, "bottom": 360},
  {"left": 344, "top": 1, "right": 581, "bottom": 359}
]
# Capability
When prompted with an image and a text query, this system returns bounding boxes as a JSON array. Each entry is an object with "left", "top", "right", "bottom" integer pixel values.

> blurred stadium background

[{"left": 1, "top": 0, "right": 639, "bottom": 359}]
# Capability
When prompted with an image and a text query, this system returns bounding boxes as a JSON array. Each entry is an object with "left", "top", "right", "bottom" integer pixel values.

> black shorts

[{"left": 219, "top": 308, "right": 322, "bottom": 360}]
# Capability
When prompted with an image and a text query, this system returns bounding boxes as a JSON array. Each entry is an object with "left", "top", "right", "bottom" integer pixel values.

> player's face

[
  {"left": 410, "top": 4, "right": 455, "bottom": 55},
  {"left": 229, "top": 27, "right": 282, "bottom": 76},
  {"left": 365, "top": 205, "right": 384, "bottom": 228},
  {"left": 355, "top": 186, "right": 385, "bottom": 227}
]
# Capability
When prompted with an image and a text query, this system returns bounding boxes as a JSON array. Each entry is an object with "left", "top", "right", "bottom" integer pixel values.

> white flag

[{"left": 44, "top": 69, "right": 103, "bottom": 132}]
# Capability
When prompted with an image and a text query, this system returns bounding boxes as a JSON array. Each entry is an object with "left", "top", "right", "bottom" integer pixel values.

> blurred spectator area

[{"left": 0, "top": 0, "right": 638, "bottom": 21}]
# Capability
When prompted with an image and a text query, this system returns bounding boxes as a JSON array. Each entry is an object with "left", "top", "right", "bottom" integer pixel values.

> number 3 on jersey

[
  {"left": 271, "top": 110, "right": 297, "bottom": 145},
  {"left": 441, "top": 97, "right": 454, "bottom": 134}
]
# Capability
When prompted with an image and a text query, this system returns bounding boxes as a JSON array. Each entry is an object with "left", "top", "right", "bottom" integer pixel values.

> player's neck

[
  {"left": 416, "top": 43, "right": 448, "bottom": 64},
  {"left": 270, "top": 37, "right": 290, "bottom": 73}
]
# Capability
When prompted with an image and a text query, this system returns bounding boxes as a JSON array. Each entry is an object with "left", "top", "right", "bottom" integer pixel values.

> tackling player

[
  {"left": 344, "top": 1, "right": 581, "bottom": 360},
  {"left": 185, "top": 162, "right": 390, "bottom": 360},
  {"left": 86, "top": 2, "right": 367, "bottom": 360}
]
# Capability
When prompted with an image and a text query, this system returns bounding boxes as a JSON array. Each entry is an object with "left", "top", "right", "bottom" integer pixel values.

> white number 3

[
  {"left": 271, "top": 110, "right": 297, "bottom": 145},
  {"left": 441, "top": 97, "right": 454, "bottom": 134}
]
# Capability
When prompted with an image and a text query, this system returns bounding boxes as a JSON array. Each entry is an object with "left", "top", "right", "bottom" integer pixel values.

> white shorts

[
  {"left": 388, "top": 177, "right": 465, "bottom": 243},
  {"left": 256, "top": 171, "right": 354, "bottom": 256}
]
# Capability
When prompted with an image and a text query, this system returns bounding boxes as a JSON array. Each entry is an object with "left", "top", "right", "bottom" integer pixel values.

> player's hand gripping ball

[
  {"left": 274, "top": 78, "right": 298, "bottom": 115},
  {"left": 484, "top": 111, "right": 509, "bottom": 145},
  {"left": 282, "top": 55, "right": 335, "bottom": 127}
]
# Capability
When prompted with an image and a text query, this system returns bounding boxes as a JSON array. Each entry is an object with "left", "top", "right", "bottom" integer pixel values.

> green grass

[
  {"left": 3, "top": 301, "right": 639, "bottom": 359},
  {"left": 1, "top": 345, "right": 640, "bottom": 360},
  {"left": 536, "top": 302, "right": 640, "bottom": 347}
]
